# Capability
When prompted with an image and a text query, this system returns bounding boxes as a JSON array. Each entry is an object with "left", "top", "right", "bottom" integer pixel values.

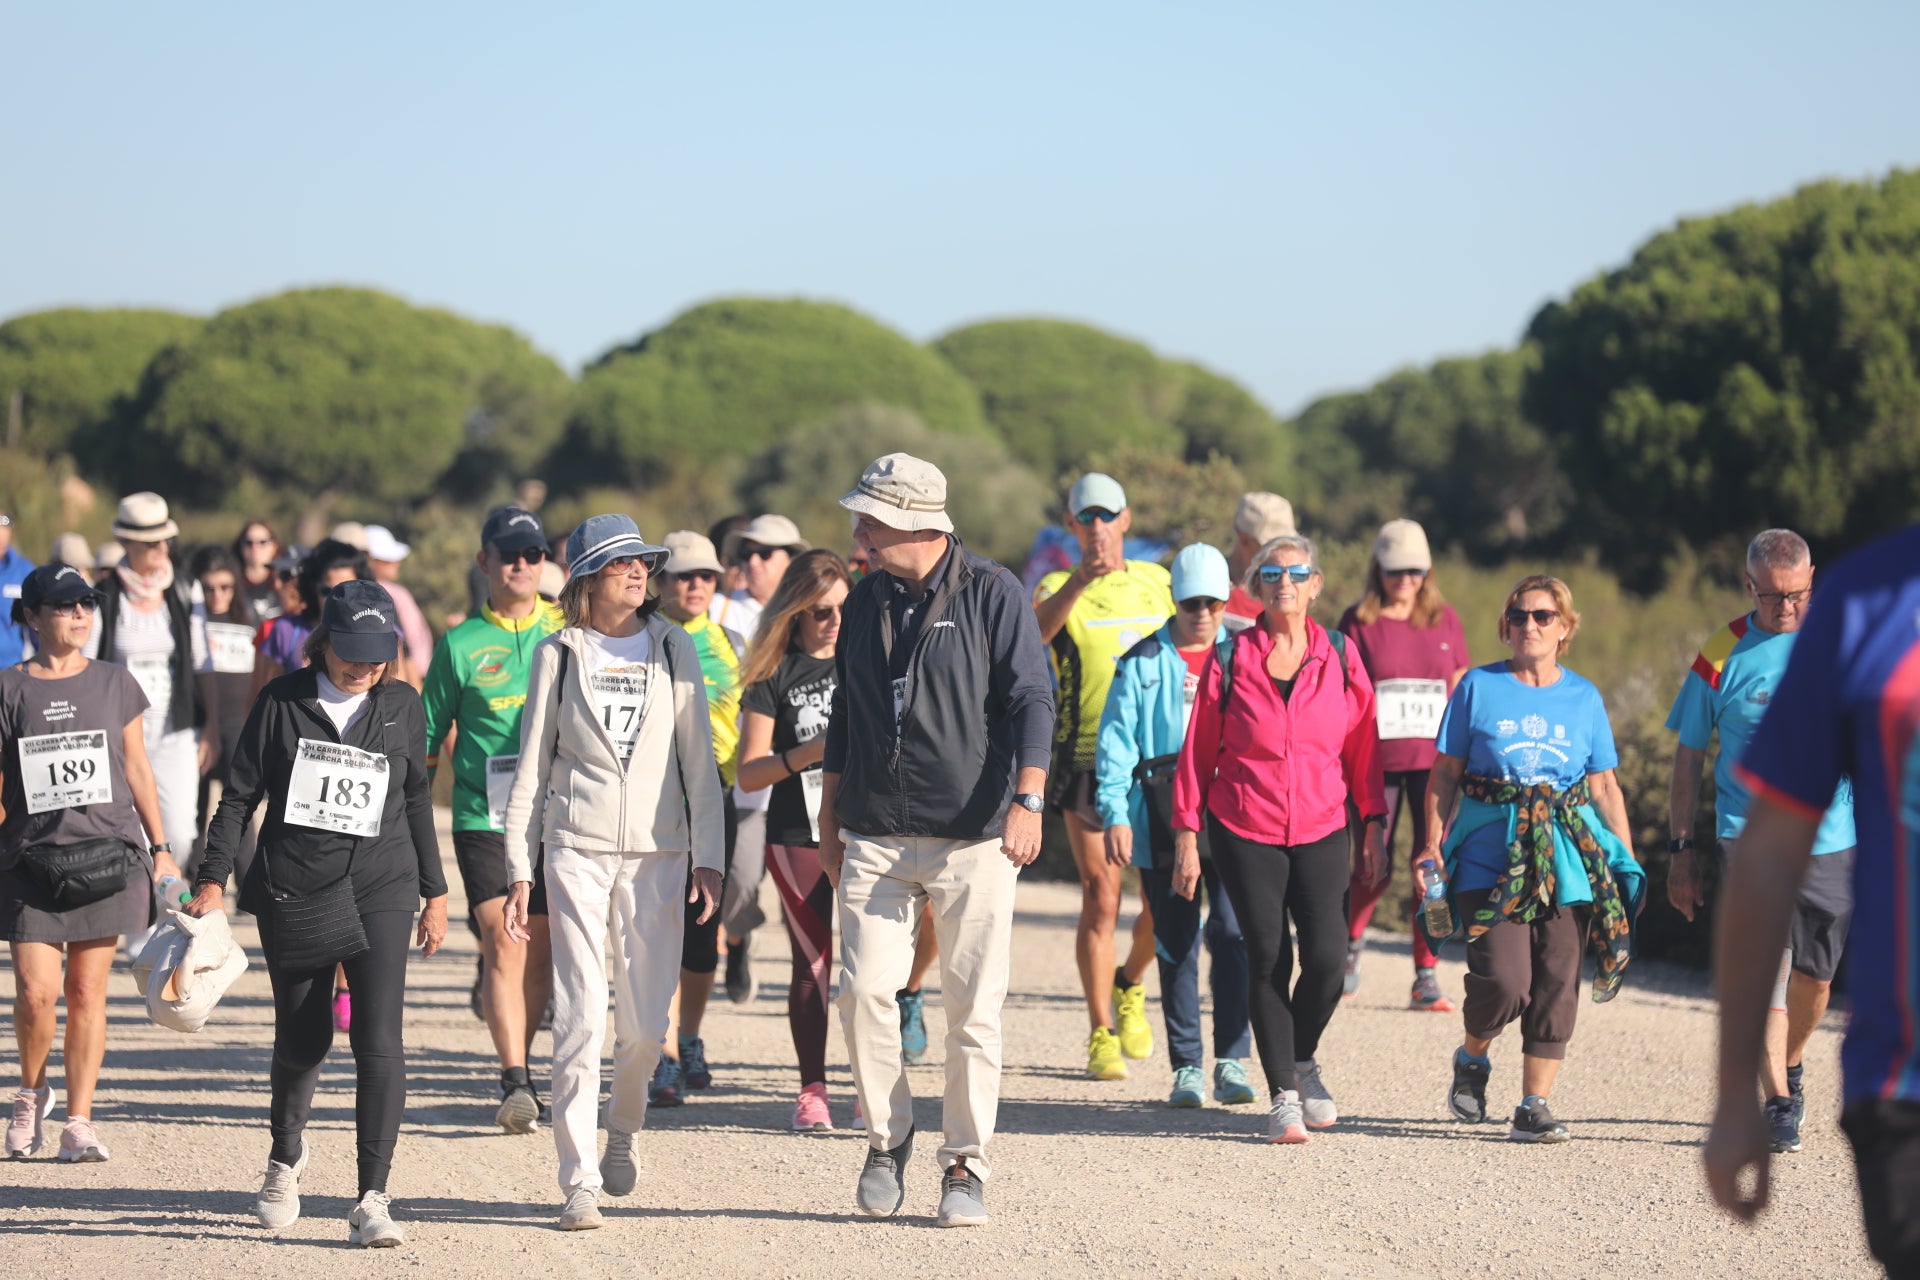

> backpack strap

[
  {"left": 1326, "top": 627, "right": 1350, "bottom": 692},
  {"left": 1216, "top": 626, "right": 1349, "bottom": 701}
]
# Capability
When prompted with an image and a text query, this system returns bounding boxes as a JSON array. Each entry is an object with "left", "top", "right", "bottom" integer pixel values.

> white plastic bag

[{"left": 132, "top": 908, "right": 249, "bottom": 1033}]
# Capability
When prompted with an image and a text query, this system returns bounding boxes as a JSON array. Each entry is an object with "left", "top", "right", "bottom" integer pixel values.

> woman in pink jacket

[{"left": 1173, "top": 534, "right": 1386, "bottom": 1144}]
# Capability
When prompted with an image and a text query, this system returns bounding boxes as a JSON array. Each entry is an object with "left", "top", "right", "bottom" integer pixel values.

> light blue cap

[
  {"left": 1170, "top": 543, "right": 1231, "bottom": 603},
  {"left": 566, "top": 513, "right": 668, "bottom": 581},
  {"left": 1067, "top": 472, "right": 1127, "bottom": 516}
]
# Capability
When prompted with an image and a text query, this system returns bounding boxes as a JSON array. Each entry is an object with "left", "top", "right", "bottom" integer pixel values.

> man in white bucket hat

[{"left": 821, "top": 453, "right": 1053, "bottom": 1228}]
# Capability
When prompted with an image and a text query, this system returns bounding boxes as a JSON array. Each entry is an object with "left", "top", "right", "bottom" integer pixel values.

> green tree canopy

[
  {"left": 0, "top": 308, "right": 203, "bottom": 455},
  {"left": 736, "top": 403, "right": 1050, "bottom": 565},
  {"left": 566, "top": 298, "right": 991, "bottom": 488},
  {"left": 931, "top": 318, "right": 1286, "bottom": 481},
  {"left": 119, "top": 287, "right": 570, "bottom": 507},
  {"left": 1526, "top": 171, "right": 1920, "bottom": 586}
]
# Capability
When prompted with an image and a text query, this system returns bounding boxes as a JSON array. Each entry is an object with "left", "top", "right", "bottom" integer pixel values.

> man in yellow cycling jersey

[{"left": 1034, "top": 474, "right": 1173, "bottom": 1080}]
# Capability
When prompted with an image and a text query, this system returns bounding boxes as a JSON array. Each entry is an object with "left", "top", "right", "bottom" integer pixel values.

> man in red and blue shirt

[{"left": 1706, "top": 522, "right": 1920, "bottom": 1277}]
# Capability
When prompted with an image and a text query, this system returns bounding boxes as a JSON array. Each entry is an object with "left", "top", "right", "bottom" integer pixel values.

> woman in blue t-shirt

[{"left": 1416, "top": 574, "right": 1644, "bottom": 1144}]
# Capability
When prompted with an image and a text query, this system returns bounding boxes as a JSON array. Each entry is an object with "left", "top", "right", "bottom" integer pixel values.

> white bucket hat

[
  {"left": 662, "top": 531, "right": 725, "bottom": 576},
  {"left": 1373, "top": 519, "right": 1433, "bottom": 573},
  {"left": 721, "top": 514, "right": 810, "bottom": 563},
  {"left": 838, "top": 453, "right": 956, "bottom": 534},
  {"left": 111, "top": 492, "right": 180, "bottom": 543}
]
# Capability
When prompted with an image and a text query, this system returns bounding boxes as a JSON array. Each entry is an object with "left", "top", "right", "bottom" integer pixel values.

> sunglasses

[
  {"left": 807, "top": 603, "right": 843, "bottom": 624},
  {"left": 605, "top": 555, "right": 651, "bottom": 574},
  {"left": 495, "top": 546, "right": 547, "bottom": 567},
  {"left": 1384, "top": 568, "right": 1428, "bottom": 580},
  {"left": 739, "top": 546, "right": 785, "bottom": 563},
  {"left": 674, "top": 570, "right": 719, "bottom": 584},
  {"left": 1257, "top": 564, "right": 1314, "bottom": 585},
  {"left": 1075, "top": 508, "right": 1121, "bottom": 526},
  {"left": 1505, "top": 608, "right": 1560, "bottom": 627},
  {"left": 45, "top": 599, "right": 99, "bottom": 618},
  {"left": 1177, "top": 597, "right": 1222, "bottom": 612}
]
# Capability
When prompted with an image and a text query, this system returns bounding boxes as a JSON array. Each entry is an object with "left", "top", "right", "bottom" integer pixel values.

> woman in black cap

[
  {"left": 3, "top": 564, "right": 179, "bottom": 1163},
  {"left": 188, "top": 579, "right": 447, "bottom": 1248}
]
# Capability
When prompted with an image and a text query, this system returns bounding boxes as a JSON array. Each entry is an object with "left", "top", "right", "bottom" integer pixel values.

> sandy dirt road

[{"left": 1, "top": 814, "right": 1878, "bottom": 1279}]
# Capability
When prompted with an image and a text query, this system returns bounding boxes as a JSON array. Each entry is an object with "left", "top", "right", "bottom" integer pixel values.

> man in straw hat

[{"left": 820, "top": 453, "right": 1053, "bottom": 1228}]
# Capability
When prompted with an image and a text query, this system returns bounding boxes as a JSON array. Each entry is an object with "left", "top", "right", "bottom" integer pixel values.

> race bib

[
  {"left": 20, "top": 730, "right": 113, "bottom": 814},
  {"left": 284, "top": 739, "right": 389, "bottom": 837},
  {"left": 128, "top": 653, "right": 172, "bottom": 714},
  {"left": 801, "top": 767, "right": 823, "bottom": 843},
  {"left": 591, "top": 668, "right": 650, "bottom": 763},
  {"left": 1182, "top": 670, "right": 1200, "bottom": 728},
  {"left": 1376, "top": 678, "right": 1449, "bottom": 741},
  {"left": 485, "top": 754, "right": 518, "bottom": 832},
  {"left": 206, "top": 622, "right": 257, "bottom": 675}
]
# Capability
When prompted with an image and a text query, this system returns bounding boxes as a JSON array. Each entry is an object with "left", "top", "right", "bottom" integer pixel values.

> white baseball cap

[{"left": 364, "top": 525, "right": 410, "bottom": 563}]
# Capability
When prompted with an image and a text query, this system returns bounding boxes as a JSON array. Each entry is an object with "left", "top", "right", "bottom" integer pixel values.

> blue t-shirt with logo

[
  {"left": 1736, "top": 524, "right": 1920, "bottom": 1107},
  {"left": 1436, "top": 663, "right": 1620, "bottom": 892},
  {"left": 1666, "top": 613, "right": 1855, "bottom": 853}
]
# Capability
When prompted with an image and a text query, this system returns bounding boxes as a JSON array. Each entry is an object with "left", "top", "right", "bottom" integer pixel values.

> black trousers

[
  {"left": 1206, "top": 815, "right": 1351, "bottom": 1095},
  {"left": 1843, "top": 1099, "right": 1920, "bottom": 1278},
  {"left": 259, "top": 908, "right": 412, "bottom": 1195}
]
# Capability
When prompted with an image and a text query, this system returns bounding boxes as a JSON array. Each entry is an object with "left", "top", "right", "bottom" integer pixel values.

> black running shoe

[
  {"left": 1509, "top": 1098, "right": 1571, "bottom": 1143},
  {"left": 1448, "top": 1050, "right": 1490, "bottom": 1123},
  {"left": 1766, "top": 1095, "right": 1802, "bottom": 1153}
]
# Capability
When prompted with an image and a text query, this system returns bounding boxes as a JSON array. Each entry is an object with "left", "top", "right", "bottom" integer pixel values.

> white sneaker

[
  {"left": 256, "top": 1140, "right": 310, "bottom": 1229},
  {"left": 347, "top": 1191, "right": 405, "bottom": 1248},
  {"left": 1295, "top": 1059, "right": 1338, "bottom": 1129},
  {"left": 1267, "top": 1090, "right": 1307, "bottom": 1143},
  {"left": 558, "top": 1187, "right": 604, "bottom": 1230},
  {"left": 600, "top": 1128, "right": 638, "bottom": 1197}
]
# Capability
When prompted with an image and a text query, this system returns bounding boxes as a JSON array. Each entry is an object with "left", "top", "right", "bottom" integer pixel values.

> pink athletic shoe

[
  {"left": 792, "top": 1083, "right": 832, "bottom": 1133},
  {"left": 7, "top": 1086, "right": 55, "bottom": 1158},
  {"left": 58, "top": 1116, "right": 110, "bottom": 1163},
  {"left": 333, "top": 991, "right": 352, "bottom": 1033}
]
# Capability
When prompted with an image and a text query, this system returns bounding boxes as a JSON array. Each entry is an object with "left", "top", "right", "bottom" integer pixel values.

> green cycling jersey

[{"left": 422, "top": 598, "right": 566, "bottom": 832}]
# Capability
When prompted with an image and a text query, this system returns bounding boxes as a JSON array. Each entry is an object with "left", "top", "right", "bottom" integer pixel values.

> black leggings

[
  {"left": 682, "top": 790, "right": 738, "bottom": 975},
  {"left": 1207, "top": 816, "right": 1351, "bottom": 1095},
  {"left": 259, "top": 909, "right": 412, "bottom": 1195}
]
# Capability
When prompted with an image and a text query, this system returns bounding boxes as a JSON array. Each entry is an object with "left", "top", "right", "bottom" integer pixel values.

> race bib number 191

[
  {"left": 285, "top": 739, "right": 389, "bottom": 837},
  {"left": 1375, "top": 678, "right": 1449, "bottom": 742},
  {"left": 20, "top": 730, "right": 113, "bottom": 814}
]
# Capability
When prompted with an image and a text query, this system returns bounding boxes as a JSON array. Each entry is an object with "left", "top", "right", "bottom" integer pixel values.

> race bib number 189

[
  {"left": 285, "top": 739, "right": 389, "bottom": 837},
  {"left": 20, "top": 730, "right": 113, "bottom": 814}
]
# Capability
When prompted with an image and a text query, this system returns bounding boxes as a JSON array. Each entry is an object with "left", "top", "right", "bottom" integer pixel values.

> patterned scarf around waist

[{"left": 1458, "top": 773, "right": 1633, "bottom": 1003}]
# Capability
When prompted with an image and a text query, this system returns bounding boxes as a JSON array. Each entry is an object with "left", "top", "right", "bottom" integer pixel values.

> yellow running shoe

[
  {"left": 1114, "top": 974, "right": 1154, "bottom": 1060},
  {"left": 1086, "top": 1028, "right": 1129, "bottom": 1080}
]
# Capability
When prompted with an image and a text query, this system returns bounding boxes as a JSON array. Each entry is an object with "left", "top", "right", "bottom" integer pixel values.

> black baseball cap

[
  {"left": 319, "top": 580, "right": 400, "bottom": 664},
  {"left": 481, "top": 506, "right": 547, "bottom": 556},
  {"left": 19, "top": 562, "right": 105, "bottom": 612}
]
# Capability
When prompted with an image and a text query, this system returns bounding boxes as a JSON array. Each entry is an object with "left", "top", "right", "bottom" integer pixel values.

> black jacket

[
  {"left": 824, "top": 539, "right": 1053, "bottom": 840},
  {"left": 197, "top": 667, "right": 445, "bottom": 916},
  {"left": 95, "top": 575, "right": 204, "bottom": 733}
]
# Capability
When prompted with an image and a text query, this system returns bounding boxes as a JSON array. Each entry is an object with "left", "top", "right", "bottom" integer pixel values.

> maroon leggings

[
  {"left": 1347, "top": 770, "right": 1438, "bottom": 968},
  {"left": 767, "top": 843, "right": 833, "bottom": 1087}
]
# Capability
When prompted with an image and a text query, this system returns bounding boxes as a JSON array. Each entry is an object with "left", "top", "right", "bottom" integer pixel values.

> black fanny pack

[
  {"left": 261, "top": 847, "right": 368, "bottom": 972},
  {"left": 22, "top": 839, "right": 138, "bottom": 910},
  {"left": 1134, "top": 754, "right": 1208, "bottom": 872}
]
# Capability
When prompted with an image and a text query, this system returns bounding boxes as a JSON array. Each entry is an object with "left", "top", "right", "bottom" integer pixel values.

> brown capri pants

[{"left": 1462, "top": 895, "right": 1591, "bottom": 1061}]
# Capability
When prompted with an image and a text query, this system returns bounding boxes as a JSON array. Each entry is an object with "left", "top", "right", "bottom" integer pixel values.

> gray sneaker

[
  {"left": 255, "top": 1140, "right": 309, "bottom": 1230},
  {"left": 558, "top": 1187, "right": 604, "bottom": 1230},
  {"left": 855, "top": 1128, "right": 914, "bottom": 1217},
  {"left": 935, "top": 1163, "right": 987, "bottom": 1227},
  {"left": 346, "top": 1191, "right": 405, "bottom": 1248},
  {"left": 497, "top": 1086, "right": 540, "bottom": 1135},
  {"left": 1267, "top": 1089, "right": 1307, "bottom": 1143},
  {"left": 1295, "top": 1059, "right": 1338, "bottom": 1129},
  {"left": 600, "top": 1128, "right": 638, "bottom": 1197}
]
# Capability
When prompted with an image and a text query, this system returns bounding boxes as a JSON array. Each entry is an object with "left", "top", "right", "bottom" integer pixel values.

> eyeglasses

[
  {"left": 495, "top": 546, "right": 547, "bottom": 567},
  {"left": 674, "top": 570, "right": 718, "bottom": 584},
  {"left": 46, "top": 600, "right": 99, "bottom": 618},
  {"left": 1177, "top": 597, "right": 1222, "bottom": 612},
  {"left": 1505, "top": 608, "right": 1560, "bottom": 628},
  {"left": 1384, "top": 568, "right": 1428, "bottom": 580},
  {"left": 807, "top": 603, "right": 843, "bottom": 624},
  {"left": 1075, "top": 508, "right": 1121, "bottom": 526},
  {"left": 1748, "top": 580, "right": 1810, "bottom": 607},
  {"left": 1257, "top": 564, "right": 1314, "bottom": 585}
]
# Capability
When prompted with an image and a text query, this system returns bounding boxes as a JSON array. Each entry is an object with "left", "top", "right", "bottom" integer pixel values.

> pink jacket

[{"left": 1173, "top": 619, "right": 1387, "bottom": 846}]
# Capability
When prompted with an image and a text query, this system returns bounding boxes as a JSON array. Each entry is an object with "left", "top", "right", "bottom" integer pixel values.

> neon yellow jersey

[
  {"left": 1035, "top": 560, "right": 1173, "bottom": 773},
  {"left": 677, "top": 612, "right": 744, "bottom": 786}
]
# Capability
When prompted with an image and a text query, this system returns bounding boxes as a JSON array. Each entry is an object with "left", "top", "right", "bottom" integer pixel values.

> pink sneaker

[
  {"left": 58, "top": 1116, "right": 110, "bottom": 1163},
  {"left": 7, "top": 1086, "right": 55, "bottom": 1158},
  {"left": 792, "top": 1083, "right": 832, "bottom": 1133},
  {"left": 333, "top": 991, "right": 352, "bottom": 1033}
]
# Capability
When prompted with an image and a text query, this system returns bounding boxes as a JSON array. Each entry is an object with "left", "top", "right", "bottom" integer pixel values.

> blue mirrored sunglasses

[
  {"left": 1075, "top": 508, "right": 1121, "bottom": 526},
  {"left": 1257, "top": 564, "right": 1315, "bottom": 585}
]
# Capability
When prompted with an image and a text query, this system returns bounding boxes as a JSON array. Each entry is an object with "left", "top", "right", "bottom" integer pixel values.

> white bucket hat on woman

[
  {"left": 111, "top": 492, "right": 180, "bottom": 543},
  {"left": 838, "top": 453, "right": 956, "bottom": 534},
  {"left": 1373, "top": 519, "right": 1433, "bottom": 573}
]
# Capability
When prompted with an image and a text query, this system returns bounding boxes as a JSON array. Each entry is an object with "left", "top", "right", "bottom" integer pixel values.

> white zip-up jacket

[{"left": 502, "top": 616, "right": 725, "bottom": 884}]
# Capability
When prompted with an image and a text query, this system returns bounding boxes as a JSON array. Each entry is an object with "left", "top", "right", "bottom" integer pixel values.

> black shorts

[
  {"left": 1841, "top": 1098, "right": 1920, "bottom": 1276},
  {"left": 1718, "top": 841, "right": 1854, "bottom": 984},
  {"left": 1051, "top": 769, "right": 1103, "bottom": 830},
  {"left": 453, "top": 830, "right": 547, "bottom": 916}
]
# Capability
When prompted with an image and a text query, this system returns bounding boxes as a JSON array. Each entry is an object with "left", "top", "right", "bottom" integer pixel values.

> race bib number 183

[{"left": 285, "top": 739, "right": 389, "bottom": 837}]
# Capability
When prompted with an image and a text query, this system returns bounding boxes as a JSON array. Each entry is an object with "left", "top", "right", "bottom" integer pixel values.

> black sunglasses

[
  {"left": 674, "top": 569, "right": 719, "bottom": 584},
  {"left": 1505, "top": 608, "right": 1560, "bottom": 627},
  {"left": 1075, "top": 508, "right": 1121, "bottom": 526},
  {"left": 1177, "top": 597, "right": 1222, "bottom": 612},
  {"left": 1384, "top": 568, "right": 1428, "bottom": 580},
  {"left": 45, "top": 599, "right": 100, "bottom": 618},
  {"left": 807, "top": 603, "right": 843, "bottom": 624},
  {"left": 494, "top": 546, "right": 547, "bottom": 567}
]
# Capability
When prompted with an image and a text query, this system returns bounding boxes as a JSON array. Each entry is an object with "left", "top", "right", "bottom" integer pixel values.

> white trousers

[
  {"left": 147, "top": 726, "right": 200, "bottom": 856},
  {"left": 544, "top": 845, "right": 687, "bottom": 1194},
  {"left": 837, "top": 831, "right": 1018, "bottom": 1180}
]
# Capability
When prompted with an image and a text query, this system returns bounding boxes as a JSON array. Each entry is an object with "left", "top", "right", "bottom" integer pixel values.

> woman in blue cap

[{"left": 501, "top": 514, "right": 727, "bottom": 1231}]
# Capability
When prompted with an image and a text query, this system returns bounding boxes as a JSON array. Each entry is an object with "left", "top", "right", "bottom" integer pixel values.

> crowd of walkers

[{"left": 1, "top": 465, "right": 1915, "bottom": 1278}]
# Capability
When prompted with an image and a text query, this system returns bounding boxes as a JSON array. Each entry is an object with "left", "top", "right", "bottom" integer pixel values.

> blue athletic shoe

[
  {"left": 1212, "top": 1058, "right": 1257, "bottom": 1106},
  {"left": 1169, "top": 1065, "right": 1205, "bottom": 1108},
  {"left": 898, "top": 989, "right": 929, "bottom": 1066}
]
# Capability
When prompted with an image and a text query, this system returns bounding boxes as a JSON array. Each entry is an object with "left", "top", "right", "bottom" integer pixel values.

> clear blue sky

[{"left": 6, "top": 1, "right": 1918, "bottom": 415}]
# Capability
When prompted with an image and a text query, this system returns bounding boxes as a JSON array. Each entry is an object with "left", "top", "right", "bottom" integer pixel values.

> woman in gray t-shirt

[{"left": 1, "top": 562, "right": 175, "bottom": 1164}]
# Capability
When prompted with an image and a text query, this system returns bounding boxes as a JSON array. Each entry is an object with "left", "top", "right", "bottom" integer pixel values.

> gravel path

[{"left": 2, "top": 815, "right": 1878, "bottom": 1278}]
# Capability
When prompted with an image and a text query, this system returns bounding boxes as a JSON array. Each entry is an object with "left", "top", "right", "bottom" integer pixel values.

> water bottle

[
  {"left": 1419, "top": 860, "right": 1453, "bottom": 938},
  {"left": 154, "top": 875, "right": 191, "bottom": 912}
]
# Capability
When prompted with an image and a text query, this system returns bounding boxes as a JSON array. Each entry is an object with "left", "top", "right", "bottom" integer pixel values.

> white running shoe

[
  {"left": 558, "top": 1187, "right": 604, "bottom": 1230},
  {"left": 347, "top": 1191, "right": 405, "bottom": 1248},
  {"left": 256, "top": 1140, "right": 310, "bottom": 1229},
  {"left": 1295, "top": 1059, "right": 1338, "bottom": 1129}
]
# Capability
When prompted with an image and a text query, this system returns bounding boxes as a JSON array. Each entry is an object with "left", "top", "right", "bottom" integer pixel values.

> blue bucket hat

[
  {"left": 565, "top": 514, "right": 668, "bottom": 581},
  {"left": 1170, "top": 544, "right": 1231, "bottom": 603}
]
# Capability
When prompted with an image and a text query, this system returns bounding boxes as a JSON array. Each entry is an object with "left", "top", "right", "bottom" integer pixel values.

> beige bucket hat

[{"left": 838, "top": 453, "right": 956, "bottom": 534}]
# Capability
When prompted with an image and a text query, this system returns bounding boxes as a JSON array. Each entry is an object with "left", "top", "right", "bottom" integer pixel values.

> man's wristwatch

[
  {"left": 1014, "top": 793, "right": 1045, "bottom": 814},
  {"left": 150, "top": 842, "right": 173, "bottom": 856},
  {"left": 1667, "top": 836, "right": 1694, "bottom": 854}
]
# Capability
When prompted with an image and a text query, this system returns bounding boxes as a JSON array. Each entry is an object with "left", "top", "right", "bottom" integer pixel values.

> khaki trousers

[
  {"left": 545, "top": 846, "right": 687, "bottom": 1194},
  {"left": 837, "top": 830, "right": 1019, "bottom": 1180}
]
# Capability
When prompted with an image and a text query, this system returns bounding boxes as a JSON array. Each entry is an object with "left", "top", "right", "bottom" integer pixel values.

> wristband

[
  {"left": 1667, "top": 837, "right": 1694, "bottom": 854},
  {"left": 150, "top": 842, "right": 173, "bottom": 856}
]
